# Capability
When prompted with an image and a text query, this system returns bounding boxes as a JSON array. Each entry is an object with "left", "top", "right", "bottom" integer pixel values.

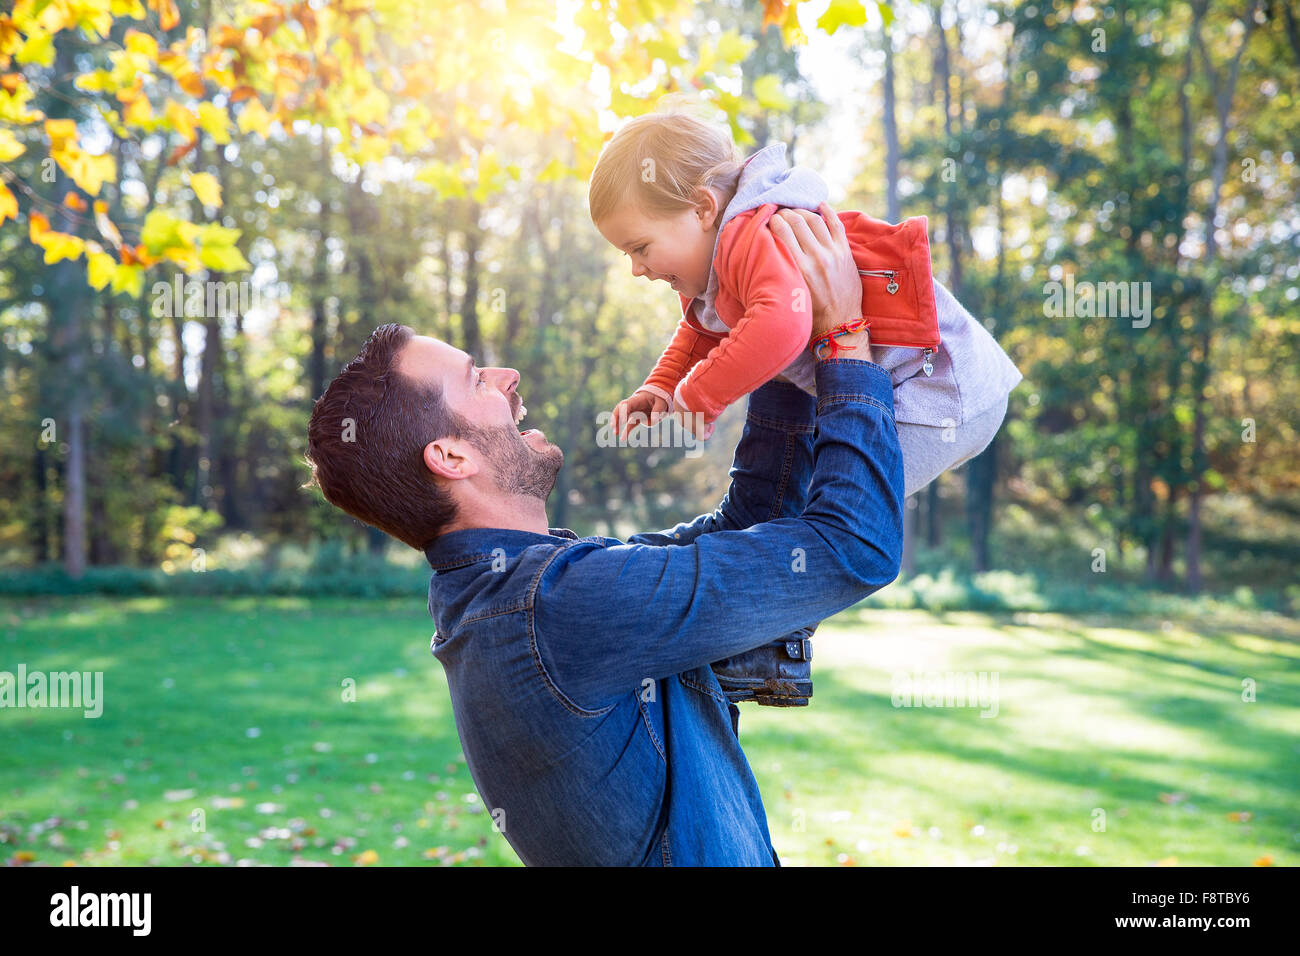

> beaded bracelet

[{"left": 809, "top": 317, "right": 869, "bottom": 360}]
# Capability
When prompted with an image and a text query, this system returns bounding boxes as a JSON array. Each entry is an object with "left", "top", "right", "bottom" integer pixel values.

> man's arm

[
  {"left": 625, "top": 379, "right": 816, "bottom": 548},
  {"left": 533, "top": 356, "right": 903, "bottom": 709}
]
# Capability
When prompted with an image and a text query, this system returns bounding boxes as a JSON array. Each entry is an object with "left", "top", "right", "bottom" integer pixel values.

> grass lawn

[{"left": 2, "top": 596, "right": 1296, "bottom": 866}]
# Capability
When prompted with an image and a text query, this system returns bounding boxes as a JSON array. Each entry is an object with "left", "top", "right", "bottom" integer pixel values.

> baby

[{"left": 588, "top": 106, "right": 1022, "bottom": 705}]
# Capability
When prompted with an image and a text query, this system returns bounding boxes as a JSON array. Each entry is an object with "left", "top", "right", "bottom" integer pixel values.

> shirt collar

[{"left": 423, "top": 526, "right": 579, "bottom": 571}]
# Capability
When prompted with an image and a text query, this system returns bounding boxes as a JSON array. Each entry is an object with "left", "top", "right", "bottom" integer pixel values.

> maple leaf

[{"left": 189, "top": 171, "right": 221, "bottom": 207}]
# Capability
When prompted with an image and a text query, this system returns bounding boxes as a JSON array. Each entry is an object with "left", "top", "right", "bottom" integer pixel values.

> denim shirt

[{"left": 423, "top": 359, "right": 904, "bottom": 866}]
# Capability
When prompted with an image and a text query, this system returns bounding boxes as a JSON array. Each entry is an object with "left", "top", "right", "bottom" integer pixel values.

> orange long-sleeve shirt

[{"left": 636, "top": 203, "right": 940, "bottom": 426}]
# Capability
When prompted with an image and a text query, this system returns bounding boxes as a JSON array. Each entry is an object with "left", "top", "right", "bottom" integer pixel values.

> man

[{"left": 305, "top": 207, "right": 904, "bottom": 865}]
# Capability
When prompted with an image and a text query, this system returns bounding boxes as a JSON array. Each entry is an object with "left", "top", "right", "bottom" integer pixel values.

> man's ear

[{"left": 421, "top": 437, "right": 479, "bottom": 481}]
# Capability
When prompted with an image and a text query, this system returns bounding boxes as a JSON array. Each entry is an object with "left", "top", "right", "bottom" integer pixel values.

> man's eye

[{"left": 477, "top": 374, "right": 486, "bottom": 387}]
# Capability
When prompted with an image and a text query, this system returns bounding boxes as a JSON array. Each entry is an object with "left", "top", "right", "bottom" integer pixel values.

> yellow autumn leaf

[
  {"left": 753, "top": 74, "right": 792, "bottom": 112},
  {"left": 29, "top": 211, "right": 50, "bottom": 242},
  {"left": 816, "top": 0, "right": 868, "bottom": 34},
  {"left": 0, "top": 82, "right": 44, "bottom": 124},
  {"left": 164, "top": 99, "right": 196, "bottom": 140},
  {"left": 196, "top": 101, "right": 232, "bottom": 144},
  {"left": 123, "top": 92, "right": 153, "bottom": 126},
  {"left": 354, "top": 849, "right": 379, "bottom": 865},
  {"left": 0, "top": 182, "right": 17, "bottom": 224},
  {"left": 0, "top": 127, "right": 24, "bottom": 160},
  {"left": 55, "top": 149, "right": 116, "bottom": 197},
  {"left": 111, "top": 1, "right": 149, "bottom": 17},
  {"left": 190, "top": 171, "right": 221, "bottom": 207},
  {"left": 110, "top": 263, "right": 144, "bottom": 297},
  {"left": 45, "top": 118, "right": 77, "bottom": 151},
  {"left": 237, "top": 96, "right": 271, "bottom": 136},
  {"left": 87, "top": 251, "right": 117, "bottom": 290},
  {"left": 148, "top": 0, "right": 180, "bottom": 32},
  {"left": 16, "top": 29, "right": 54, "bottom": 68},
  {"left": 123, "top": 28, "right": 159, "bottom": 61},
  {"left": 37, "top": 230, "right": 86, "bottom": 265}
]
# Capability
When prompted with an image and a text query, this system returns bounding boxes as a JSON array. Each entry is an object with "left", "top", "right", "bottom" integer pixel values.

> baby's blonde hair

[{"left": 588, "top": 96, "right": 745, "bottom": 225}]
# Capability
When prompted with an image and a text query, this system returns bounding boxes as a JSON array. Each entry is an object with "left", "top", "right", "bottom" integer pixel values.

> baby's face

[{"left": 595, "top": 195, "right": 720, "bottom": 300}]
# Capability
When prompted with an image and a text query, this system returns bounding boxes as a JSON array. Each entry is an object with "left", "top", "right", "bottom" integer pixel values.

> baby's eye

[{"left": 632, "top": 244, "right": 647, "bottom": 256}]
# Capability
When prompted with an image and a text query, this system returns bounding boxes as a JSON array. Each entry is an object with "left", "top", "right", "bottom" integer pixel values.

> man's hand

[{"left": 769, "top": 202, "right": 870, "bottom": 359}]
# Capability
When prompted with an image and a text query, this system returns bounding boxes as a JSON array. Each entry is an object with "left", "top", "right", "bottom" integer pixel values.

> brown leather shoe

[{"left": 710, "top": 626, "right": 816, "bottom": 707}]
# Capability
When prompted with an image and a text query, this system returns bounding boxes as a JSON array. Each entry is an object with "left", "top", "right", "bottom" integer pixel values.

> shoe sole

[{"left": 718, "top": 678, "right": 813, "bottom": 707}]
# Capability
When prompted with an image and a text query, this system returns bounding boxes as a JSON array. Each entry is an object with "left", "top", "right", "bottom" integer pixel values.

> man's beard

[{"left": 457, "top": 419, "right": 562, "bottom": 501}]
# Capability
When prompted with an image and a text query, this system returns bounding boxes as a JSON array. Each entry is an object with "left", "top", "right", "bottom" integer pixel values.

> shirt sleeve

[
  {"left": 532, "top": 358, "right": 904, "bottom": 709},
  {"left": 624, "top": 380, "right": 817, "bottom": 548},
  {"left": 675, "top": 218, "right": 815, "bottom": 423},
  {"left": 641, "top": 312, "right": 718, "bottom": 400}
]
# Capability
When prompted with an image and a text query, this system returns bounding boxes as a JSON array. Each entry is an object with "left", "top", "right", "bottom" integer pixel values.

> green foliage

[{"left": 1, "top": 0, "right": 1297, "bottom": 599}]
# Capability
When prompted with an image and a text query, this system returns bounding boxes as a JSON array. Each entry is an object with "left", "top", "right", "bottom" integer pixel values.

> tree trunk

[
  {"left": 309, "top": 139, "right": 333, "bottom": 401},
  {"left": 966, "top": 37, "right": 1014, "bottom": 573},
  {"left": 460, "top": 199, "right": 484, "bottom": 359},
  {"left": 1185, "top": 0, "right": 1259, "bottom": 592},
  {"left": 47, "top": 34, "right": 88, "bottom": 577}
]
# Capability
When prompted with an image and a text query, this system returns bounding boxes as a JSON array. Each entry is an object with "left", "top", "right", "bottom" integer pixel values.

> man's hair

[{"left": 305, "top": 323, "right": 463, "bottom": 550}]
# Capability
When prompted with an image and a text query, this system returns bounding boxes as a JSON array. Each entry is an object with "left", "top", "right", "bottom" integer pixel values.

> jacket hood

[
  {"left": 719, "top": 142, "right": 829, "bottom": 229},
  {"left": 690, "top": 143, "right": 829, "bottom": 331}
]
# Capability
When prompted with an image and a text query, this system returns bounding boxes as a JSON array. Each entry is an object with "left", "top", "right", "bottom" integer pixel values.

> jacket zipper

[
  {"left": 858, "top": 268, "right": 934, "bottom": 376},
  {"left": 859, "top": 268, "right": 900, "bottom": 295}
]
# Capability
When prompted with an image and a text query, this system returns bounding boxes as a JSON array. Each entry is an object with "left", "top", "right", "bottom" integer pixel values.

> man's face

[{"left": 397, "top": 335, "right": 563, "bottom": 500}]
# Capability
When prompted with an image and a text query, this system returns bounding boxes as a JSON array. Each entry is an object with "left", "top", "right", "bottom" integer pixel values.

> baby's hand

[
  {"left": 673, "top": 407, "right": 715, "bottom": 442},
  {"left": 611, "top": 390, "right": 668, "bottom": 440}
]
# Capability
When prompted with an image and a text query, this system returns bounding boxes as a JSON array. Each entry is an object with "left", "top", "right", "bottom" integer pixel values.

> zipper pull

[
  {"left": 859, "top": 269, "right": 900, "bottom": 294},
  {"left": 922, "top": 348, "right": 934, "bottom": 376}
]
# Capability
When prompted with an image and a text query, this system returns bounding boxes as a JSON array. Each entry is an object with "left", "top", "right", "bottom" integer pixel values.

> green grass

[{"left": 2, "top": 597, "right": 1296, "bottom": 867}]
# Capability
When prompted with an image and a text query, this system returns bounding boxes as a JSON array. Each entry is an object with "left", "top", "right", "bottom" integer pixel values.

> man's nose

[{"left": 488, "top": 367, "right": 519, "bottom": 395}]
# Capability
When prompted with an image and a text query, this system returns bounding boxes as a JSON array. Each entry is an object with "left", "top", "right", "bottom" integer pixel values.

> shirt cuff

[
  {"left": 671, "top": 379, "right": 691, "bottom": 417},
  {"left": 813, "top": 357, "right": 896, "bottom": 418},
  {"left": 634, "top": 383, "right": 675, "bottom": 414}
]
